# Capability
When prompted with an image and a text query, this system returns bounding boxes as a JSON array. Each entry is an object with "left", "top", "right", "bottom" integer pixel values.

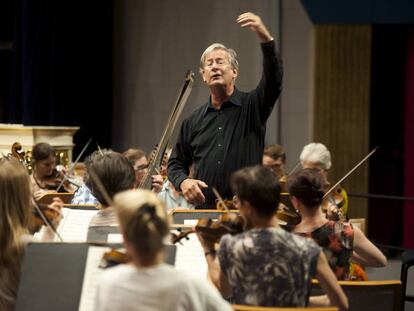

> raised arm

[
  {"left": 237, "top": 12, "right": 283, "bottom": 123},
  {"left": 352, "top": 226, "right": 387, "bottom": 267}
]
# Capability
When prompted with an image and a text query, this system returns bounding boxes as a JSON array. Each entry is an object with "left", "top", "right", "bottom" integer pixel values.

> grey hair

[
  {"left": 199, "top": 43, "right": 239, "bottom": 74},
  {"left": 300, "top": 143, "right": 332, "bottom": 170}
]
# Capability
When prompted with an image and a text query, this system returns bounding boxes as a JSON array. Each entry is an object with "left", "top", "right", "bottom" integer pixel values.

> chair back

[
  {"left": 312, "top": 280, "right": 402, "bottom": 311},
  {"left": 233, "top": 306, "right": 338, "bottom": 311}
]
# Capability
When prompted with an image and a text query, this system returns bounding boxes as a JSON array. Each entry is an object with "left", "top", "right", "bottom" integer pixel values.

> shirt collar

[{"left": 202, "top": 88, "right": 242, "bottom": 116}]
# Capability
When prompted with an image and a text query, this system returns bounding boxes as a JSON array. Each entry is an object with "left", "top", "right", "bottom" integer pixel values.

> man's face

[
  {"left": 262, "top": 155, "right": 285, "bottom": 179},
  {"left": 133, "top": 156, "right": 149, "bottom": 186},
  {"left": 201, "top": 49, "right": 238, "bottom": 88}
]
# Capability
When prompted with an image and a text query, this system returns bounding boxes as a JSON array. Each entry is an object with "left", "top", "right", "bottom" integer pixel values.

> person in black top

[{"left": 168, "top": 12, "right": 283, "bottom": 208}]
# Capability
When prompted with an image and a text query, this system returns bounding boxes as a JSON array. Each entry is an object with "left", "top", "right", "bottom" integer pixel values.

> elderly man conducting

[{"left": 168, "top": 12, "right": 283, "bottom": 208}]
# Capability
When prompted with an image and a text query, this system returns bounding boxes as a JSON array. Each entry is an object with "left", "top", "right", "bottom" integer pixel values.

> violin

[
  {"left": 321, "top": 184, "right": 347, "bottom": 221},
  {"left": 99, "top": 249, "right": 130, "bottom": 269},
  {"left": 172, "top": 212, "right": 246, "bottom": 245},
  {"left": 30, "top": 202, "right": 61, "bottom": 234}
]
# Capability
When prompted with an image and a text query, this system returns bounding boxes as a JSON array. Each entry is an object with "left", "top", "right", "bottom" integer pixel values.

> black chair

[{"left": 400, "top": 250, "right": 414, "bottom": 310}]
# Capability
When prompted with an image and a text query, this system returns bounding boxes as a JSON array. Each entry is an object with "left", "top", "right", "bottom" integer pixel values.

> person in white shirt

[{"left": 95, "top": 189, "right": 232, "bottom": 311}]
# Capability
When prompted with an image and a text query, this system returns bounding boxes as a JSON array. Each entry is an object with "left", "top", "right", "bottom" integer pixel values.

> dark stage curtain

[{"left": 9, "top": 0, "right": 113, "bottom": 156}]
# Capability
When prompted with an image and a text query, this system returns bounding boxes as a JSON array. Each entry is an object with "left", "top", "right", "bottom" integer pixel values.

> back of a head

[
  {"left": 0, "top": 158, "right": 31, "bottom": 262},
  {"left": 287, "top": 168, "right": 325, "bottom": 209},
  {"left": 32, "top": 142, "right": 55, "bottom": 162},
  {"left": 264, "top": 144, "right": 286, "bottom": 162},
  {"left": 299, "top": 142, "right": 331, "bottom": 170},
  {"left": 114, "top": 189, "right": 170, "bottom": 257},
  {"left": 230, "top": 165, "right": 280, "bottom": 217},
  {"left": 87, "top": 152, "right": 135, "bottom": 206}
]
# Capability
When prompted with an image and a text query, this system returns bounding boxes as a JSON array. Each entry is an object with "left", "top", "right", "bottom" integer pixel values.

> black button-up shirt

[{"left": 168, "top": 41, "right": 283, "bottom": 208}]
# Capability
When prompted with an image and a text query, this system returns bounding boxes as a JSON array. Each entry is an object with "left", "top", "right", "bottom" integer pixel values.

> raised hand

[{"left": 237, "top": 12, "right": 273, "bottom": 43}]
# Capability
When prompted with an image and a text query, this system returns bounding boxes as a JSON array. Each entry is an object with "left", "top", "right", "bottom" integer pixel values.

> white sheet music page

[
  {"left": 55, "top": 208, "right": 98, "bottom": 242},
  {"left": 78, "top": 246, "right": 110, "bottom": 311},
  {"left": 174, "top": 231, "right": 207, "bottom": 279}
]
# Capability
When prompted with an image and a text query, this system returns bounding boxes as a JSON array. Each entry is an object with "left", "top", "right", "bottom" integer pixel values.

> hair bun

[{"left": 141, "top": 203, "right": 156, "bottom": 217}]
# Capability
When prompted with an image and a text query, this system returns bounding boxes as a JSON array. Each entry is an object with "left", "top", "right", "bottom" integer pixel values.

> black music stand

[{"left": 15, "top": 242, "right": 176, "bottom": 311}]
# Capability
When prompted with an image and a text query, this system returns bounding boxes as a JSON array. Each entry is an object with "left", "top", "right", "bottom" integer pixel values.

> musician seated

[
  {"left": 288, "top": 168, "right": 387, "bottom": 280},
  {"left": 197, "top": 165, "right": 348, "bottom": 310},
  {"left": 157, "top": 150, "right": 194, "bottom": 211},
  {"left": 86, "top": 152, "right": 135, "bottom": 235},
  {"left": 0, "top": 157, "right": 63, "bottom": 311},
  {"left": 300, "top": 142, "right": 349, "bottom": 219},
  {"left": 95, "top": 189, "right": 232, "bottom": 311},
  {"left": 123, "top": 148, "right": 163, "bottom": 192},
  {"left": 71, "top": 150, "right": 108, "bottom": 205},
  {"left": 262, "top": 144, "right": 286, "bottom": 179},
  {"left": 30, "top": 142, "right": 76, "bottom": 199}
]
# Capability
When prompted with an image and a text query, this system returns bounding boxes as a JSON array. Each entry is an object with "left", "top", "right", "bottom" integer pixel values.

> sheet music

[
  {"left": 56, "top": 208, "right": 98, "bottom": 242},
  {"left": 78, "top": 246, "right": 110, "bottom": 311},
  {"left": 107, "top": 234, "right": 123, "bottom": 243},
  {"left": 174, "top": 232, "right": 207, "bottom": 279}
]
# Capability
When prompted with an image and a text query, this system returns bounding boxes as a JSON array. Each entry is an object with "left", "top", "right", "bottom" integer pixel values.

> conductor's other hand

[
  {"left": 237, "top": 12, "right": 273, "bottom": 43},
  {"left": 180, "top": 178, "right": 208, "bottom": 205}
]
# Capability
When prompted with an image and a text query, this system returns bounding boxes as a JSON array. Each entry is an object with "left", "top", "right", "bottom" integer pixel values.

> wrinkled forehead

[{"left": 204, "top": 48, "right": 230, "bottom": 63}]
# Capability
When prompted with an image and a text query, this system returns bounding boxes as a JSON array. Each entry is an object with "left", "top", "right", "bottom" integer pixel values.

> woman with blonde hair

[
  {"left": 95, "top": 189, "right": 232, "bottom": 311},
  {"left": 0, "top": 157, "right": 62, "bottom": 310}
]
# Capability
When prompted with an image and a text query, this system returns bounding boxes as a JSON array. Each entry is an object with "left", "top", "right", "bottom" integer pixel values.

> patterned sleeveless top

[
  {"left": 297, "top": 221, "right": 354, "bottom": 280},
  {"left": 218, "top": 227, "right": 321, "bottom": 307}
]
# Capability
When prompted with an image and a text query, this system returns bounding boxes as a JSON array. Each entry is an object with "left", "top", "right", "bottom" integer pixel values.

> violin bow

[
  {"left": 139, "top": 71, "right": 195, "bottom": 189},
  {"left": 287, "top": 161, "right": 301, "bottom": 178},
  {"left": 323, "top": 147, "right": 379, "bottom": 199},
  {"left": 32, "top": 199, "right": 64, "bottom": 242},
  {"left": 212, "top": 187, "right": 229, "bottom": 212},
  {"left": 56, "top": 138, "right": 92, "bottom": 192}
]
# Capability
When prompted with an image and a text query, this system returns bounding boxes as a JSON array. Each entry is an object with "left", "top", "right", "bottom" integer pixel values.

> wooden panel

[{"left": 313, "top": 25, "right": 372, "bottom": 219}]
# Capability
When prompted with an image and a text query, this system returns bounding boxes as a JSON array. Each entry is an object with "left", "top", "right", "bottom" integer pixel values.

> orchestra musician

[
  {"left": 86, "top": 151, "right": 136, "bottom": 239},
  {"left": 157, "top": 150, "right": 195, "bottom": 211},
  {"left": 168, "top": 12, "right": 283, "bottom": 208},
  {"left": 288, "top": 168, "right": 387, "bottom": 280},
  {"left": 262, "top": 144, "right": 286, "bottom": 179},
  {"left": 30, "top": 142, "right": 76, "bottom": 200},
  {"left": 299, "top": 142, "right": 349, "bottom": 219},
  {"left": 95, "top": 189, "right": 232, "bottom": 311},
  {"left": 197, "top": 165, "right": 348, "bottom": 310},
  {"left": 0, "top": 157, "right": 63, "bottom": 311},
  {"left": 123, "top": 148, "right": 163, "bottom": 192}
]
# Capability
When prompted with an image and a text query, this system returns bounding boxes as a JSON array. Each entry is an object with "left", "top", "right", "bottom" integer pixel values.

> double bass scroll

[{"left": 139, "top": 70, "right": 195, "bottom": 189}]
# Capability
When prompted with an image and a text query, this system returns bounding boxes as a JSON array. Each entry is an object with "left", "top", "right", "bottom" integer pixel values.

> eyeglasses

[{"left": 134, "top": 164, "right": 149, "bottom": 172}]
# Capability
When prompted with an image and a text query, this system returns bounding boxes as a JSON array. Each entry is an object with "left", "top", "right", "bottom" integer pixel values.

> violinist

[
  {"left": 262, "top": 144, "right": 286, "bottom": 179},
  {"left": 299, "top": 142, "right": 348, "bottom": 219},
  {"left": 0, "top": 157, "right": 63, "bottom": 311},
  {"left": 288, "top": 168, "right": 387, "bottom": 280},
  {"left": 197, "top": 165, "right": 348, "bottom": 310},
  {"left": 123, "top": 148, "right": 163, "bottom": 192},
  {"left": 30, "top": 142, "right": 76, "bottom": 200},
  {"left": 157, "top": 150, "right": 195, "bottom": 211},
  {"left": 86, "top": 151, "right": 136, "bottom": 239},
  {"left": 168, "top": 12, "right": 283, "bottom": 208},
  {"left": 94, "top": 189, "right": 232, "bottom": 311}
]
